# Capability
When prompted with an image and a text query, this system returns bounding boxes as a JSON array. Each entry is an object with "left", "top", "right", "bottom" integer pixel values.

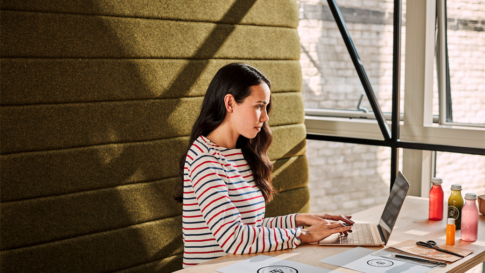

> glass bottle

[
  {"left": 446, "top": 218, "right": 455, "bottom": 245},
  {"left": 461, "top": 193, "right": 478, "bottom": 242},
  {"left": 429, "top": 178, "right": 444, "bottom": 220},
  {"left": 448, "top": 184, "right": 464, "bottom": 230}
]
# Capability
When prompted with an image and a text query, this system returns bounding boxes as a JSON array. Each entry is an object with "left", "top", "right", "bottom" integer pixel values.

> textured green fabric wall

[{"left": 0, "top": 1, "right": 309, "bottom": 272}]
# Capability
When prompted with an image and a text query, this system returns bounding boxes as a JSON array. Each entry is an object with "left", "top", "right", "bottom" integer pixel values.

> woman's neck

[{"left": 206, "top": 121, "right": 239, "bottom": 149}]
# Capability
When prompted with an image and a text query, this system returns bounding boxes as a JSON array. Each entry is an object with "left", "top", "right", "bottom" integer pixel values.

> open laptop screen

[{"left": 378, "top": 172, "right": 410, "bottom": 243}]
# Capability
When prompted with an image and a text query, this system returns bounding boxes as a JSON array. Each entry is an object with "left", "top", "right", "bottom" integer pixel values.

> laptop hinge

[{"left": 377, "top": 225, "right": 387, "bottom": 245}]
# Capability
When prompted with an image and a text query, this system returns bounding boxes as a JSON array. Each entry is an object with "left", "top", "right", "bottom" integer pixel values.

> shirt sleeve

[
  {"left": 262, "top": 214, "right": 299, "bottom": 229},
  {"left": 188, "top": 151, "right": 302, "bottom": 254}
]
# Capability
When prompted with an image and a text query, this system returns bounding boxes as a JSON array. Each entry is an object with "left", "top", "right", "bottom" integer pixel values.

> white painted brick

[
  {"left": 343, "top": 200, "right": 359, "bottom": 209},
  {"left": 360, "top": 198, "right": 376, "bottom": 206}
]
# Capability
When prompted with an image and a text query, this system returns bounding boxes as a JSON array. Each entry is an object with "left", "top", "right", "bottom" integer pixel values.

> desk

[{"left": 176, "top": 196, "right": 485, "bottom": 273}]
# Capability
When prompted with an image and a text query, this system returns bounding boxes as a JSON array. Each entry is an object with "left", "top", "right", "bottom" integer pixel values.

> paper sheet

[
  {"left": 319, "top": 247, "right": 435, "bottom": 273},
  {"left": 216, "top": 255, "right": 333, "bottom": 273},
  {"left": 319, "top": 247, "right": 375, "bottom": 265}
]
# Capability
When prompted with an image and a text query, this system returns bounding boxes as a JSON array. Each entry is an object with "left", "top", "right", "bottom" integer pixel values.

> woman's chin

[
  {"left": 241, "top": 132, "right": 258, "bottom": 140},
  {"left": 252, "top": 130, "right": 260, "bottom": 138}
]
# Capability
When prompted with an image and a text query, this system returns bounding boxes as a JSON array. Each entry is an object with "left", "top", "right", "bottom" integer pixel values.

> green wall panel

[
  {"left": 269, "top": 92, "right": 305, "bottom": 126},
  {"left": 1, "top": 154, "right": 308, "bottom": 251},
  {"left": 1, "top": 98, "right": 202, "bottom": 154},
  {"left": 271, "top": 155, "right": 309, "bottom": 192},
  {"left": 265, "top": 187, "right": 311, "bottom": 218},
  {"left": 1, "top": 125, "right": 304, "bottom": 202},
  {"left": 1, "top": 11, "right": 299, "bottom": 59},
  {"left": 0, "top": 217, "right": 184, "bottom": 273},
  {"left": 1, "top": 59, "right": 302, "bottom": 105},
  {"left": 1, "top": 93, "right": 303, "bottom": 154},
  {"left": 0, "top": 136, "right": 189, "bottom": 202},
  {"left": 0, "top": 0, "right": 298, "bottom": 28},
  {"left": 115, "top": 254, "right": 183, "bottom": 273},
  {"left": 1, "top": 177, "right": 181, "bottom": 250},
  {"left": 268, "top": 124, "right": 307, "bottom": 160}
]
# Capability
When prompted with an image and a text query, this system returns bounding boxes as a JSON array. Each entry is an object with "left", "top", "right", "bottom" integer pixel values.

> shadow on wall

[{"left": 0, "top": 0, "right": 259, "bottom": 272}]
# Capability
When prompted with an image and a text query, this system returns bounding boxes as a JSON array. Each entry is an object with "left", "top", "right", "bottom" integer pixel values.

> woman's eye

[{"left": 257, "top": 105, "right": 264, "bottom": 109}]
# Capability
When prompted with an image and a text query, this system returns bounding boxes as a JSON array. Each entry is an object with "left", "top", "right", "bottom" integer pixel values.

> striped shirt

[{"left": 182, "top": 135, "right": 302, "bottom": 268}]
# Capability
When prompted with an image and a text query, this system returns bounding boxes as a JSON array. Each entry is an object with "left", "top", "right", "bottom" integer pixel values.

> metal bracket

[{"left": 357, "top": 93, "right": 369, "bottom": 113}]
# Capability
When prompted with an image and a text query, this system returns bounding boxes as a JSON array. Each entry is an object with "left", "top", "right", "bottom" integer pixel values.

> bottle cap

[
  {"left": 450, "top": 184, "right": 462, "bottom": 191},
  {"left": 465, "top": 193, "right": 477, "bottom": 200},
  {"left": 431, "top": 177, "right": 443, "bottom": 185},
  {"left": 448, "top": 218, "right": 455, "bottom": 225}
]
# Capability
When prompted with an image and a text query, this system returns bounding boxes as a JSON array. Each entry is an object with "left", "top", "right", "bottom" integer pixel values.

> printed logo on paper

[
  {"left": 367, "top": 259, "right": 394, "bottom": 267},
  {"left": 257, "top": 265, "right": 298, "bottom": 273},
  {"left": 448, "top": 206, "right": 460, "bottom": 219}
]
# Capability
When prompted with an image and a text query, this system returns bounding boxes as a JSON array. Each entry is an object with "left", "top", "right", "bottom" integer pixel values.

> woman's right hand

[{"left": 298, "top": 220, "right": 352, "bottom": 244}]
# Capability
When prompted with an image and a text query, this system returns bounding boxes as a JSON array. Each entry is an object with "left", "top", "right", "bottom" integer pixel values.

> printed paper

[{"left": 320, "top": 247, "right": 435, "bottom": 273}]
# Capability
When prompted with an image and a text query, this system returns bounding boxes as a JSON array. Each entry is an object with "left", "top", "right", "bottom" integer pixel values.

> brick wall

[{"left": 306, "top": 140, "right": 392, "bottom": 216}]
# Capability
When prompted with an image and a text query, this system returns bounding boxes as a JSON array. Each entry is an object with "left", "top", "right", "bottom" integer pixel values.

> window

[
  {"left": 300, "top": 1, "right": 484, "bottom": 271},
  {"left": 433, "top": 0, "right": 485, "bottom": 126},
  {"left": 300, "top": 0, "right": 484, "bottom": 207},
  {"left": 299, "top": 0, "right": 406, "bottom": 123}
]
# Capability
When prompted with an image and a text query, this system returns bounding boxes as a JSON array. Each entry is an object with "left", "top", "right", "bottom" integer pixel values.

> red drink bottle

[{"left": 429, "top": 178, "right": 444, "bottom": 220}]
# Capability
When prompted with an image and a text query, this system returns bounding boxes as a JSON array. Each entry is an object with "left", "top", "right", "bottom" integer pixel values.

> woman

[{"left": 174, "top": 63, "right": 353, "bottom": 268}]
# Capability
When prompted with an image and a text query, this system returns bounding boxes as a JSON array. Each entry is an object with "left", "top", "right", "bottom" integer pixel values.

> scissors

[{"left": 416, "top": 240, "right": 465, "bottom": 258}]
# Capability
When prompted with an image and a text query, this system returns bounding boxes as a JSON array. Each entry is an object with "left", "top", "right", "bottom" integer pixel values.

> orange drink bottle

[{"left": 446, "top": 218, "right": 456, "bottom": 245}]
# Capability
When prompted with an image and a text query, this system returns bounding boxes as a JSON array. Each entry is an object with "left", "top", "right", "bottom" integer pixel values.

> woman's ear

[{"left": 224, "top": 94, "right": 235, "bottom": 113}]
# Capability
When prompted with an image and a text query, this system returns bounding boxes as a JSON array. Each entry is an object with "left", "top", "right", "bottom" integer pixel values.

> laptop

[{"left": 319, "top": 171, "right": 410, "bottom": 246}]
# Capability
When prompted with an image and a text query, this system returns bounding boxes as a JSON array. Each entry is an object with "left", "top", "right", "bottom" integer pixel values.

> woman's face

[{"left": 232, "top": 82, "right": 271, "bottom": 139}]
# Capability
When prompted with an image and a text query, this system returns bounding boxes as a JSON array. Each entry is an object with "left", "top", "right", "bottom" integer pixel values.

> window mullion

[{"left": 437, "top": 0, "right": 448, "bottom": 125}]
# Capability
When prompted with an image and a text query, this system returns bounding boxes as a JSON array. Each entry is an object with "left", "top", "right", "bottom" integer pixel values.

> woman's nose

[{"left": 261, "top": 110, "right": 269, "bottom": 122}]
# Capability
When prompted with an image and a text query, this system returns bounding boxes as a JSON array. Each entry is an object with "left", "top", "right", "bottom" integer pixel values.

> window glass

[
  {"left": 433, "top": 46, "right": 440, "bottom": 117},
  {"left": 298, "top": 0, "right": 405, "bottom": 114},
  {"left": 433, "top": 0, "right": 485, "bottom": 124},
  {"left": 435, "top": 151, "right": 485, "bottom": 200},
  {"left": 307, "top": 140, "right": 400, "bottom": 215}
]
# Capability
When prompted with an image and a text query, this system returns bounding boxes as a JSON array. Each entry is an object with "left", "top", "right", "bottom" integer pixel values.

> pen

[{"left": 393, "top": 254, "right": 447, "bottom": 267}]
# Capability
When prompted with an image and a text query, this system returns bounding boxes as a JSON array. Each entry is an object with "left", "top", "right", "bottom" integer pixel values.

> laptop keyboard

[{"left": 339, "top": 223, "right": 375, "bottom": 244}]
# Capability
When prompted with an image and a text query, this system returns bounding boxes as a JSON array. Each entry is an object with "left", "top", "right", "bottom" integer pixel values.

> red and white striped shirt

[{"left": 182, "top": 135, "right": 302, "bottom": 268}]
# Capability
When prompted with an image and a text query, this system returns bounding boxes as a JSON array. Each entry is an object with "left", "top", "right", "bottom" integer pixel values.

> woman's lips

[{"left": 255, "top": 127, "right": 261, "bottom": 132}]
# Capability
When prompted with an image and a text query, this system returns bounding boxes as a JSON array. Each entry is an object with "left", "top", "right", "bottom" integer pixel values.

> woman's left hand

[
  {"left": 314, "top": 213, "right": 354, "bottom": 225},
  {"left": 295, "top": 213, "right": 354, "bottom": 236}
]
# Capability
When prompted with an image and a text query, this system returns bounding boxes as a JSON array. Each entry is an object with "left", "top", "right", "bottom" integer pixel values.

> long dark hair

[{"left": 174, "top": 63, "right": 276, "bottom": 203}]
